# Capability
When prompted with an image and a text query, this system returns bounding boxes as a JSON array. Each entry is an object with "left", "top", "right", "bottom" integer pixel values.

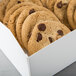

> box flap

[
  {"left": 29, "top": 30, "right": 76, "bottom": 76},
  {"left": 0, "top": 22, "right": 30, "bottom": 76}
]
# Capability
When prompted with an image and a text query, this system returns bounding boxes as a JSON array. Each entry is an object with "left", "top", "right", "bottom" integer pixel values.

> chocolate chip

[
  {"left": 17, "top": 1, "right": 21, "bottom": 3},
  {"left": 48, "top": 37, "right": 53, "bottom": 43},
  {"left": 29, "top": 9, "right": 35, "bottom": 14},
  {"left": 37, "top": 33, "right": 42, "bottom": 42},
  {"left": 38, "top": 23, "right": 46, "bottom": 31},
  {"left": 57, "top": 1, "right": 63, "bottom": 8},
  {"left": 28, "top": 33, "right": 31, "bottom": 39},
  {"left": 57, "top": 30, "right": 64, "bottom": 36}
]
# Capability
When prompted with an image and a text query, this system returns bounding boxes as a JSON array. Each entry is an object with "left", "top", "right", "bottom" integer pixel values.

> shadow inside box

[
  {"left": 0, "top": 49, "right": 21, "bottom": 76},
  {"left": 54, "top": 62, "right": 76, "bottom": 76}
]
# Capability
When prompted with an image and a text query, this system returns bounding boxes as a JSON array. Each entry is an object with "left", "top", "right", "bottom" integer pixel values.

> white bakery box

[{"left": 0, "top": 15, "right": 76, "bottom": 76}]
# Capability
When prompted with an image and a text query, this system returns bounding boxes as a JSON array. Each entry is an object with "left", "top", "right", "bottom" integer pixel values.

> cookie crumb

[{"left": 38, "top": 23, "right": 46, "bottom": 31}]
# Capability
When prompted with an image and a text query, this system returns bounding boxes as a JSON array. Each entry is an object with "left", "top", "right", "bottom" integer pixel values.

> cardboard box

[
  {"left": 0, "top": 0, "right": 76, "bottom": 75},
  {"left": 0, "top": 20, "right": 76, "bottom": 76}
]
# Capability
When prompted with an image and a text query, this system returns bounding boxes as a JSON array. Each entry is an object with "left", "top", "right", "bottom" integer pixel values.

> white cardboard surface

[
  {"left": 0, "top": 22, "right": 30, "bottom": 76},
  {"left": 0, "top": 49, "right": 21, "bottom": 76},
  {"left": 29, "top": 30, "right": 76, "bottom": 76}
]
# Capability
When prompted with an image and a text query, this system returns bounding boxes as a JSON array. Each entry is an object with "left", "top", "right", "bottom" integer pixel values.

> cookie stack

[{"left": 0, "top": 0, "right": 72, "bottom": 55}]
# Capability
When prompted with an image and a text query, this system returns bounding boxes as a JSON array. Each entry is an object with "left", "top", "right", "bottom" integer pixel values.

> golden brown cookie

[
  {"left": 16, "top": 5, "right": 53, "bottom": 49},
  {"left": 8, "top": 6, "right": 29, "bottom": 38},
  {"left": 28, "top": 21, "right": 70, "bottom": 55},
  {"left": 21, "top": 11, "right": 59, "bottom": 50}
]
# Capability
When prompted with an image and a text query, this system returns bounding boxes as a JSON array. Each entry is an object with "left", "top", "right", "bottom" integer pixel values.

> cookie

[
  {"left": 5, "top": 0, "right": 28, "bottom": 12},
  {"left": 54, "top": 0, "right": 71, "bottom": 29},
  {"left": 3, "top": 2, "right": 36, "bottom": 26},
  {"left": 8, "top": 6, "right": 30, "bottom": 38},
  {"left": 46, "top": 0, "right": 57, "bottom": 11},
  {"left": 16, "top": 5, "right": 56, "bottom": 51},
  {"left": 21, "top": 11, "right": 59, "bottom": 50},
  {"left": 6, "top": 0, "right": 43, "bottom": 13},
  {"left": 0, "top": 0, "right": 10, "bottom": 21},
  {"left": 67, "top": 0, "right": 76, "bottom": 29},
  {"left": 28, "top": 21, "right": 70, "bottom": 55}
]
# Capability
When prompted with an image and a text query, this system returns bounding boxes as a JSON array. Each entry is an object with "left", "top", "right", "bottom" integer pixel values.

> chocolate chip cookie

[
  {"left": 28, "top": 21, "right": 70, "bottom": 55},
  {"left": 8, "top": 6, "right": 29, "bottom": 38},
  {"left": 67, "top": 0, "right": 76, "bottom": 29},
  {"left": 3, "top": 2, "right": 35, "bottom": 26},
  {"left": 21, "top": 11, "right": 59, "bottom": 50},
  {"left": 16, "top": 5, "right": 53, "bottom": 49},
  {"left": 54, "top": 0, "right": 71, "bottom": 29}
]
